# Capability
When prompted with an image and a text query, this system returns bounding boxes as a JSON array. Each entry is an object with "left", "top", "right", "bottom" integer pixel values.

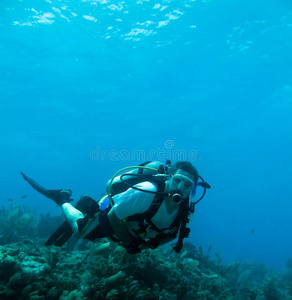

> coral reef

[
  {"left": 0, "top": 201, "right": 36, "bottom": 245},
  {"left": 1, "top": 205, "right": 292, "bottom": 299}
]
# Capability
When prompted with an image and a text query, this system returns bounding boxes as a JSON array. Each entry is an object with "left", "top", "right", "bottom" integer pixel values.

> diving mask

[{"left": 171, "top": 174, "right": 195, "bottom": 190}]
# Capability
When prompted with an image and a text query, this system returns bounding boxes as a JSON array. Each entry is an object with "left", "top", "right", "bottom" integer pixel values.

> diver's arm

[{"left": 107, "top": 208, "right": 132, "bottom": 247}]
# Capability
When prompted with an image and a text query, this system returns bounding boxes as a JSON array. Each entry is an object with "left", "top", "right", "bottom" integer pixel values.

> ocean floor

[{"left": 1, "top": 202, "right": 292, "bottom": 300}]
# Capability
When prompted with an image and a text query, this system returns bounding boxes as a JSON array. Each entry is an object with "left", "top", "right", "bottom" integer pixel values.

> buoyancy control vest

[
  {"left": 125, "top": 179, "right": 192, "bottom": 252},
  {"left": 106, "top": 161, "right": 205, "bottom": 253}
]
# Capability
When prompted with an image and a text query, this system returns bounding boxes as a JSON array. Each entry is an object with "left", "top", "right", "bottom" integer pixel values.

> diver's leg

[
  {"left": 61, "top": 194, "right": 100, "bottom": 236},
  {"left": 61, "top": 203, "right": 84, "bottom": 235}
]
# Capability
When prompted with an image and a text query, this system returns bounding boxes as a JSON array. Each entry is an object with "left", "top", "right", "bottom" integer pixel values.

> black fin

[
  {"left": 20, "top": 172, "right": 72, "bottom": 203},
  {"left": 45, "top": 221, "right": 73, "bottom": 247},
  {"left": 20, "top": 172, "right": 51, "bottom": 198}
]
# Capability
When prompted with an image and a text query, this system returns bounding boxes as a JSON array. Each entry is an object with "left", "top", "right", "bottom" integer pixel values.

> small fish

[
  {"left": 21, "top": 195, "right": 27, "bottom": 199},
  {"left": 7, "top": 198, "right": 13, "bottom": 202},
  {"left": 251, "top": 229, "right": 255, "bottom": 234}
]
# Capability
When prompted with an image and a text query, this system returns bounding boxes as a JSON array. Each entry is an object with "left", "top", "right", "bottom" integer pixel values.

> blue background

[{"left": 1, "top": 0, "right": 292, "bottom": 270}]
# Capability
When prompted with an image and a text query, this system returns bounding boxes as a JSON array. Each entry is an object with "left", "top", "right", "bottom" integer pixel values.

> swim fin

[
  {"left": 20, "top": 172, "right": 73, "bottom": 205},
  {"left": 21, "top": 172, "right": 99, "bottom": 247},
  {"left": 21, "top": 172, "right": 53, "bottom": 199},
  {"left": 21, "top": 172, "right": 74, "bottom": 246},
  {"left": 45, "top": 221, "right": 73, "bottom": 247}
]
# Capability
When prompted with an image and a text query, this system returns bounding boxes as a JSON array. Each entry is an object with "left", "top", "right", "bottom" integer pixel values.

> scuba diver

[{"left": 21, "top": 161, "right": 210, "bottom": 254}]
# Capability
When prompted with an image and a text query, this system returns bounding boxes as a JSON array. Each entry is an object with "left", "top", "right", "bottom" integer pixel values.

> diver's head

[
  {"left": 168, "top": 161, "right": 199, "bottom": 184},
  {"left": 165, "top": 161, "right": 199, "bottom": 201}
]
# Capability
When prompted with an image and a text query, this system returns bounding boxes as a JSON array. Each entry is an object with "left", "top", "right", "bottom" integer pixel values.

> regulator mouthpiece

[{"left": 172, "top": 193, "right": 183, "bottom": 204}]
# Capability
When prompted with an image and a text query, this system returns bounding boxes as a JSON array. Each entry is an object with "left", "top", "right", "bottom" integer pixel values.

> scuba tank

[{"left": 106, "top": 161, "right": 170, "bottom": 204}]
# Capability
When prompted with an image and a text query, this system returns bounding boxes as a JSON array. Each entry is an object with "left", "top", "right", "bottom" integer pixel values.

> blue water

[{"left": 1, "top": 0, "right": 292, "bottom": 270}]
